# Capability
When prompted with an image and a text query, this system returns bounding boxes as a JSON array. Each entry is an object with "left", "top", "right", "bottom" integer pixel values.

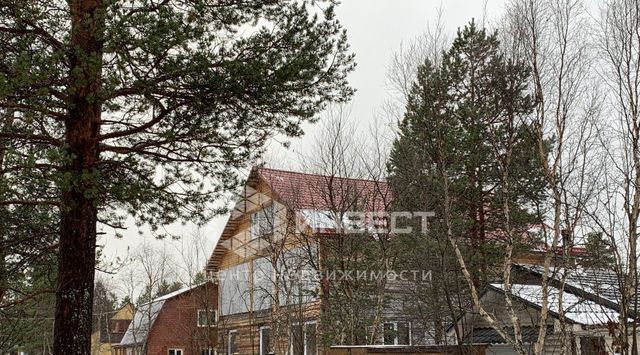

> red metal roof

[{"left": 256, "top": 167, "right": 391, "bottom": 211}]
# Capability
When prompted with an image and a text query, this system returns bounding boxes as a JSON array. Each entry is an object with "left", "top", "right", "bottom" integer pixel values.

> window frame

[
  {"left": 197, "top": 308, "right": 218, "bottom": 327},
  {"left": 252, "top": 257, "right": 274, "bottom": 311},
  {"left": 228, "top": 329, "right": 239, "bottom": 355},
  {"left": 251, "top": 204, "right": 275, "bottom": 240},
  {"left": 168, "top": 349, "right": 184, "bottom": 355},
  {"left": 381, "top": 321, "right": 411, "bottom": 346},
  {"left": 289, "top": 321, "right": 317, "bottom": 355},
  {"left": 259, "top": 326, "right": 271, "bottom": 355},
  {"left": 277, "top": 247, "right": 318, "bottom": 306},
  {"left": 219, "top": 262, "right": 250, "bottom": 315}
]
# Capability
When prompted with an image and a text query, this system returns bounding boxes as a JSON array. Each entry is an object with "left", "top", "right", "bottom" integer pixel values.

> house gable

[
  {"left": 116, "top": 282, "right": 217, "bottom": 353},
  {"left": 206, "top": 167, "right": 391, "bottom": 274}
]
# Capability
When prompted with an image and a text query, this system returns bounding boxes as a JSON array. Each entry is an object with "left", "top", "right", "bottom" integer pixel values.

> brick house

[{"left": 114, "top": 282, "right": 217, "bottom": 355}]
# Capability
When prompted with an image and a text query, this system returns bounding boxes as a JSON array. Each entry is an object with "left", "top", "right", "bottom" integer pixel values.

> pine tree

[
  {"left": 388, "top": 20, "right": 546, "bottom": 341},
  {"left": 0, "top": 1, "right": 354, "bottom": 354}
]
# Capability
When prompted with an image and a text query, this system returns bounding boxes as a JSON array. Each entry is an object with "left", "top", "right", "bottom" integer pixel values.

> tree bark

[{"left": 53, "top": 0, "right": 103, "bottom": 354}]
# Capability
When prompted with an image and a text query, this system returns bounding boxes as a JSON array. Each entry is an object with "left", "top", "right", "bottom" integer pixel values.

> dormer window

[{"left": 251, "top": 205, "right": 274, "bottom": 239}]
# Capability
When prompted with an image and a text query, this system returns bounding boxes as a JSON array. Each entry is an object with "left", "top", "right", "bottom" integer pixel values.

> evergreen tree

[
  {"left": 0, "top": 1, "right": 354, "bottom": 354},
  {"left": 0, "top": 249, "right": 56, "bottom": 354},
  {"left": 581, "top": 232, "right": 616, "bottom": 268},
  {"left": 118, "top": 295, "right": 132, "bottom": 309},
  {"left": 92, "top": 280, "right": 118, "bottom": 332},
  {"left": 154, "top": 279, "right": 182, "bottom": 298},
  {"left": 135, "top": 279, "right": 182, "bottom": 304},
  {"left": 388, "top": 21, "right": 546, "bottom": 341}
]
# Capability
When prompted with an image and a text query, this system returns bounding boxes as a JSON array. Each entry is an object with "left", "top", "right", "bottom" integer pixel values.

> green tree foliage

[
  {"left": 136, "top": 279, "right": 182, "bottom": 304},
  {"left": 388, "top": 21, "right": 547, "bottom": 343},
  {"left": 118, "top": 295, "right": 132, "bottom": 309},
  {"left": 581, "top": 232, "right": 616, "bottom": 268},
  {"left": 0, "top": 107, "right": 58, "bottom": 353},
  {"left": 0, "top": 1, "right": 354, "bottom": 353},
  {"left": 92, "top": 279, "right": 118, "bottom": 332},
  {"left": 0, "top": 251, "right": 56, "bottom": 354}
]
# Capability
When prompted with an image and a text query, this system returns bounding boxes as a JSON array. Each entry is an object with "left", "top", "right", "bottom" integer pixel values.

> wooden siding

[{"left": 217, "top": 303, "right": 322, "bottom": 354}]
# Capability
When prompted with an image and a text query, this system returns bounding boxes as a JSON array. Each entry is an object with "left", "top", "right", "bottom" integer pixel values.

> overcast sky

[{"left": 99, "top": 0, "right": 507, "bottom": 288}]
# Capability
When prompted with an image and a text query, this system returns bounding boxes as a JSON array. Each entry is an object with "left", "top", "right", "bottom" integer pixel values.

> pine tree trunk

[{"left": 53, "top": 0, "right": 103, "bottom": 354}]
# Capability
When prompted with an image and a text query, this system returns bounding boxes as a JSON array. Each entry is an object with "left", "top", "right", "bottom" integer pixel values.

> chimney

[{"left": 561, "top": 229, "right": 572, "bottom": 251}]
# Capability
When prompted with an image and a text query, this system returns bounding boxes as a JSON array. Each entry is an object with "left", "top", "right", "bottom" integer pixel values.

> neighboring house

[
  {"left": 113, "top": 282, "right": 217, "bottom": 355},
  {"left": 206, "top": 167, "right": 397, "bottom": 355},
  {"left": 91, "top": 303, "right": 134, "bottom": 355},
  {"left": 448, "top": 264, "right": 629, "bottom": 354}
]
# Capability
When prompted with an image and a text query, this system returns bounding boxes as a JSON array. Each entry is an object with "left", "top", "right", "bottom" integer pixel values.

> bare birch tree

[
  {"left": 589, "top": 0, "right": 640, "bottom": 352},
  {"left": 487, "top": 0, "right": 601, "bottom": 353}
]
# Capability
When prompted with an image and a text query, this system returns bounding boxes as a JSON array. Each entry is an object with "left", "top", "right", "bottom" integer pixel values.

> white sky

[{"left": 98, "top": 0, "right": 507, "bottom": 287}]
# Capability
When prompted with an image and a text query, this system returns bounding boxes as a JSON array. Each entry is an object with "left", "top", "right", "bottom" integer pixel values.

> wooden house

[
  {"left": 206, "top": 167, "right": 398, "bottom": 355},
  {"left": 448, "top": 264, "right": 630, "bottom": 354},
  {"left": 91, "top": 303, "right": 134, "bottom": 355},
  {"left": 205, "top": 167, "right": 600, "bottom": 355}
]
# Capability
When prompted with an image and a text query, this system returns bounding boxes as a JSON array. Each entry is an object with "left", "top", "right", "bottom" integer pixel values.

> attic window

[
  {"left": 251, "top": 205, "right": 274, "bottom": 239},
  {"left": 110, "top": 320, "right": 120, "bottom": 333}
]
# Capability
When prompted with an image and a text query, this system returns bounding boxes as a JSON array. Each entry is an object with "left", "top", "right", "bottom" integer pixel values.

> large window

[
  {"left": 382, "top": 321, "right": 410, "bottom": 346},
  {"left": 253, "top": 258, "right": 274, "bottom": 311},
  {"left": 219, "top": 263, "right": 250, "bottom": 315},
  {"left": 291, "top": 322, "right": 316, "bottom": 355},
  {"left": 197, "top": 309, "right": 217, "bottom": 327},
  {"left": 228, "top": 330, "right": 238, "bottom": 355},
  {"left": 251, "top": 205, "right": 274, "bottom": 239},
  {"left": 260, "top": 327, "right": 271, "bottom": 355},
  {"left": 277, "top": 247, "right": 318, "bottom": 305}
]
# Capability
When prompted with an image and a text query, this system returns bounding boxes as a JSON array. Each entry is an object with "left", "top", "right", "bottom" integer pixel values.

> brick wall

[{"left": 146, "top": 283, "right": 218, "bottom": 355}]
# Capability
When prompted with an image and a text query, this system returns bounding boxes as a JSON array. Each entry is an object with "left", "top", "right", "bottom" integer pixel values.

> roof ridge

[{"left": 257, "top": 166, "right": 388, "bottom": 184}]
